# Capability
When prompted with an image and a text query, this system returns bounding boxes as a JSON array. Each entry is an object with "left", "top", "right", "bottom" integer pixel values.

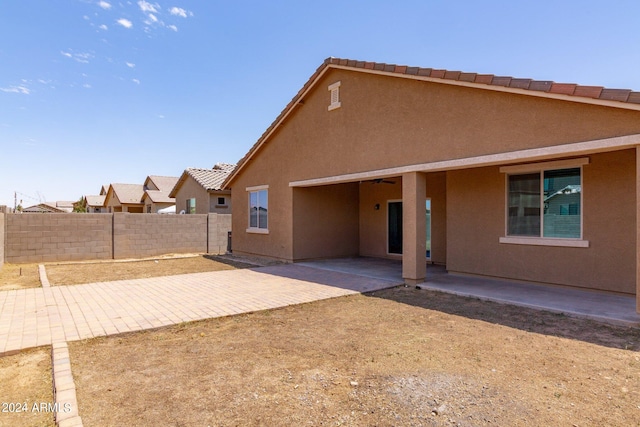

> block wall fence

[{"left": 0, "top": 213, "right": 231, "bottom": 264}]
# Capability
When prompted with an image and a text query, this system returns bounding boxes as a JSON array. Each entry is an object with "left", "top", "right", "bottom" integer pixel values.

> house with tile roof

[
  {"left": 223, "top": 57, "right": 640, "bottom": 312},
  {"left": 83, "top": 195, "right": 106, "bottom": 213},
  {"left": 169, "top": 163, "right": 234, "bottom": 214},
  {"left": 142, "top": 175, "right": 179, "bottom": 213},
  {"left": 22, "top": 201, "right": 74, "bottom": 213},
  {"left": 104, "top": 183, "right": 145, "bottom": 213}
]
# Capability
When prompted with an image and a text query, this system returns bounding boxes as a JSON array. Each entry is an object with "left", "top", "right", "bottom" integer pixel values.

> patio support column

[
  {"left": 402, "top": 171, "right": 427, "bottom": 285},
  {"left": 637, "top": 146, "right": 640, "bottom": 313}
]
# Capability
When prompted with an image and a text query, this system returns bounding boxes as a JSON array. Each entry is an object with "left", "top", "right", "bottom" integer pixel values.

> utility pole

[{"left": 14, "top": 191, "right": 17, "bottom": 212}]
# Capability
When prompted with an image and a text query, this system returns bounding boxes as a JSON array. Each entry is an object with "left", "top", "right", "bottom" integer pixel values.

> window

[
  {"left": 217, "top": 197, "right": 226, "bottom": 206},
  {"left": 186, "top": 198, "right": 196, "bottom": 214},
  {"left": 328, "top": 81, "right": 341, "bottom": 111},
  {"left": 247, "top": 186, "right": 268, "bottom": 233},
  {"left": 500, "top": 159, "right": 588, "bottom": 247}
]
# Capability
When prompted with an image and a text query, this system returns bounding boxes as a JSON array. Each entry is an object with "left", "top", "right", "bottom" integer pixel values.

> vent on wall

[{"left": 328, "top": 81, "right": 341, "bottom": 111}]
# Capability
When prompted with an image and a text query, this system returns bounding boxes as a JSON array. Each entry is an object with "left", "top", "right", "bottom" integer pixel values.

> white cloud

[
  {"left": 126, "top": 62, "right": 136, "bottom": 68},
  {"left": 0, "top": 85, "right": 30, "bottom": 95},
  {"left": 83, "top": 84, "right": 92, "bottom": 89},
  {"left": 169, "top": 7, "right": 189, "bottom": 18},
  {"left": 167, "top": 24, "right": 177, "bottom": 32},
  {"left": 117, "top": 18, "right": 133, "bottom": 28},
  {"left": 132, "top": 79, "right": 140, "bottom": 84},
  {"left": 138, "top": 1, "right": 159, "bottom": 14},
  {"left": 98, "top": 1, "right": 112, "bottom": 10},
  {"left": 99, "top": 24, "right": 108, "bottom": 30},
  {"left": 60, "top": 51, "right": 93, "bottom": 63},
  {"left": 148, "top": 13, "right": 158, "bottom": 22}
]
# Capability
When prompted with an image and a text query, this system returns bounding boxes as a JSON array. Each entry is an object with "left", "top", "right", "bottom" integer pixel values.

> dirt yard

[
  {"left": 0, "top": 263, "right": 41, "bottom": 290},
  {"left": 0, "top": 255, "right": 256, "bottom": 290},
  {"left": 67, "top": 287, "right": 640, "bottom": 426},
  {"left": 0, "top": 347, "right": 54, "bottom": 427}
]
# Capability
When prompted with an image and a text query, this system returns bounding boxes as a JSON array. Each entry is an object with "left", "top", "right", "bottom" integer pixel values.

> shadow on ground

[{"left": 365, "top": 286, "right": 640, "bottom": 351}]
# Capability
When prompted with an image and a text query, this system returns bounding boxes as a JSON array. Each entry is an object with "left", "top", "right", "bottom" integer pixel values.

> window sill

[
  {"left": 246, "top": 228, "right": 269, "bottom": 234},
  {"left": 214, "top": 205, "right": 228, "bottom": 209},
  {"left": 499, "top": 236, "right": 589, "bottom": 248}
]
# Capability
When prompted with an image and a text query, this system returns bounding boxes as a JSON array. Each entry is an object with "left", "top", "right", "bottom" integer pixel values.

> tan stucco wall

[
  {"left": 208, "top": 193, "right": 232, "bottom": 214},
  {"left": 174, "top": 175, "right": 231, "bottom": 214},
  {"left": 230, "top": 67, "right": 640, "bottom": 277},
  {"left": 358, "top": 173, "right": 447, "bottom": 264},
  {"left": 261, "top": 69, "right": 640, "bottom": 183},
  {"left": 292, "top": 183, "right": 360, "bottom": 260},
  {"left": 446, "top": 149, "right": 636, "bottom": 294}
]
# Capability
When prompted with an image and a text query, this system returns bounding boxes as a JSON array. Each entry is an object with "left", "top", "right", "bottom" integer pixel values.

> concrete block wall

[
  {"left": 3, "top": 213, "right": 233, "bottom": 263},
  {"left": 208, "top": 213, "right": 232, "bottom": 255},
  {"left": 5, "top": 214, "right": 113, "bottom": 263},
  {"left": 113, "top": 213, "right": 208, "bottom": 259}
]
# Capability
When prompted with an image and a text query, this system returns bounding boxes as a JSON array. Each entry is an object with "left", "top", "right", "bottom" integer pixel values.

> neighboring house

[
  {"left": 84, "top": 195, "right": 106, "bottom": 213},
  {"left": 104, "top": 184, "right": 144, "bottom": 213},
  {"left": 223, "top": 57, "right": 640, "bottom": 312},
  {"left": 22, "top": 201, "right": 72, "bottom": 213},
  {"left": 142, "top": 175, "right": 179, "bottom": 213},
  {"left": 169, "top": 163, "right": 234, "bottom": 214}
]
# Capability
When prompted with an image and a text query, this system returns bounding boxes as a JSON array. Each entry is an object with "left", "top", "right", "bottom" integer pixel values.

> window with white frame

[
  {"left": 501, "top": 159, "right": 587, "bottom": 246},
  {"left": 247, "top": 186, "right": 268, "bottom": 232}
]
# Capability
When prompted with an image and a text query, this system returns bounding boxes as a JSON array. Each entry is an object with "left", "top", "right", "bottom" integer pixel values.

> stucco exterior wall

[
  {"left": 292, "top": 183, "right": 360, "bottom": 260},
  {"left": 259, "top": 69, "right": 640, "bottom": 184},
  {"left": 358, "top": 173, "right": 447, "bottom": 264},
  {"left": 446, "top": 149, "right": 636, "bottom": 294},
  {"left": 174, "top": 175, "right": 210, "bottom": 214},
  {"left": 208, "top": 193, "right": 232, "bottom": 214},
  {"left": 229, "top": 67, "right": 640, "bottom": 291}
]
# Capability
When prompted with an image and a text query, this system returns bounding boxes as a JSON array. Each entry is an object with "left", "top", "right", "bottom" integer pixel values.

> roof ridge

[
  {"left": 222, "top": 57, "right": 640, "bottom": 189},
  {"left": 325, "top": 57, "right": 639, "bottom": 104}
]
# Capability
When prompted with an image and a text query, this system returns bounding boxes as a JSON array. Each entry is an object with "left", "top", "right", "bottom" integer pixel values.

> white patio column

[
  {"left": 402, "top": 172, "right": 427, "bottom": 285},
  {"left": 637, "top": 146, "right": 640, "bottom": 313}
]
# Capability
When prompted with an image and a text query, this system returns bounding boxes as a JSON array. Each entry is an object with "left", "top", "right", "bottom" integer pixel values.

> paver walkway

[{"left": 0, "top": 265, "right": 400, "bottom": 354}]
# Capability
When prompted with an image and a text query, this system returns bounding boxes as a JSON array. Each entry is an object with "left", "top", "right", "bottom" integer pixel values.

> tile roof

[
  {"left": 223, "top": 57, "right": 640, "bottom": 189},
  {"left": 110, "top": 184, "right": 144, "bottom": 204},
  {"left": 85, "top": 195, "right": 106, "bottom": 207},
  {"left": 143, "top": 190, "right": 174, "bottom": 204},
  {"left": 186, "top": 167, "right": 232, "bottom": 191},
  {"left": 212, "top": 163, "right": 236, "bottom": 172},
  {"left": 146, "top": 175, "right": 180, "bottom": 192}
]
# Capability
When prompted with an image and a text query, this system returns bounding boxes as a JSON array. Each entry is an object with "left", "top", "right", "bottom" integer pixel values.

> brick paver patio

[{"left": 0, "top": 264, "right": 400, "bottom": 354}]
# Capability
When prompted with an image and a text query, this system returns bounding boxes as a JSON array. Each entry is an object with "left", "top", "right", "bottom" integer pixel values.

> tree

[{"left": 73, "top": 196, "right": 87, "bottom": 213}]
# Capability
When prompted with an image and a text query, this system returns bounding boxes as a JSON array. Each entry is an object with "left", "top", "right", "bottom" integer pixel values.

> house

[
  {"left": 223, "top": 57, "right": 640, "bottom": 312},
  {"left": 104, "top": 184, "right": 144, "bottom": 213},
  {"left": 169, "top": 163, "right": 234, "bottom": 214},
  {"left": 22, "top": 201, "right": 73, "bottom": 213},
  {"left": 142, "top": 175, "right": 179, "bottom": 213},
  {"left": 83, "top": 195, "right": 106, "bottom": 213}
]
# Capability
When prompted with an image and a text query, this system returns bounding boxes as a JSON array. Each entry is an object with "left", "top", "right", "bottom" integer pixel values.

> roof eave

[{"left": 223, "top": 57, "right": 640, "bottom": 189}]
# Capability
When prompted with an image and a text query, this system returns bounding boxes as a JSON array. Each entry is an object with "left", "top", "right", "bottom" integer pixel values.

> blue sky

[{"left": 1, "top": 1, "right": 639, "bottom": 208}]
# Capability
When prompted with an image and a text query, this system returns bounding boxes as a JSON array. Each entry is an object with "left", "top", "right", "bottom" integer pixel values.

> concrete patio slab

[{"left": 299, "top": 257, "right": 640, "bottom": 327}]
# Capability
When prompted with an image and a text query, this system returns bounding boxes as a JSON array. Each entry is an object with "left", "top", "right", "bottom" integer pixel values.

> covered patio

[{"left": 298, "top": 257, "right": 640, "bottom": 327}]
